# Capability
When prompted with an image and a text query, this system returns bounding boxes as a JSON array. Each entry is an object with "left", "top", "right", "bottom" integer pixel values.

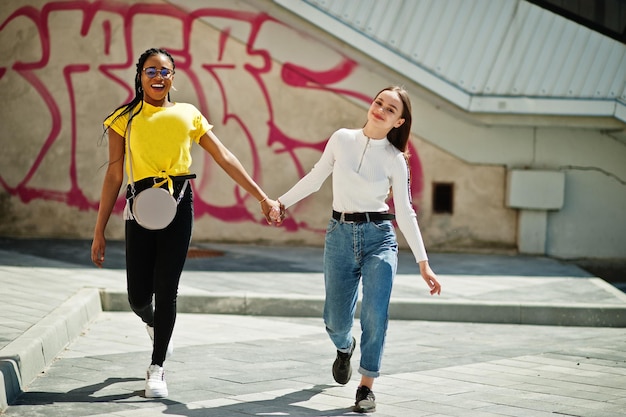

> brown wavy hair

[{"left": 377, "top": 85, "right": 412, "bottom": 154}]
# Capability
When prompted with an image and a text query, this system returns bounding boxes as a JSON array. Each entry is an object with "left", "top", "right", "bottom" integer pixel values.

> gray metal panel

[{"left": 279, "top": 0, "right": 626, "bottom": 121}]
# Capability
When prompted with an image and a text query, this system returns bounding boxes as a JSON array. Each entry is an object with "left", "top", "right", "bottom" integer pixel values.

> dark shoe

[
  {"left": 354, "top": 385, "right": 376, "bottom": 413},
  {"left": 332, "top": 336, "right": 355, "bottom": 384}
]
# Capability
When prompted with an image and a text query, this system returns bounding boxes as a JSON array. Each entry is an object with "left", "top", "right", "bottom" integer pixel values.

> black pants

[{"left": 125, "top": 184, "right": 193, "bottom": 366}]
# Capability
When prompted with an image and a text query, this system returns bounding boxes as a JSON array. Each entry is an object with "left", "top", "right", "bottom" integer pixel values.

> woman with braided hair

[{"left": 91, "top": 48, "right": 279, "bottom": 398}]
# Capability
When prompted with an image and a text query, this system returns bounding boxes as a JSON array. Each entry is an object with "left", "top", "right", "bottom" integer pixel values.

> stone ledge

[{"left": 0, "top": 288, "right": 101, "bottom": 412}]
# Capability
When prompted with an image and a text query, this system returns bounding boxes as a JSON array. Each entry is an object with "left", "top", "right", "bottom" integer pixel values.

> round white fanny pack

[{"left": 132, "top": 187, "right": 178, "bottom": 230}]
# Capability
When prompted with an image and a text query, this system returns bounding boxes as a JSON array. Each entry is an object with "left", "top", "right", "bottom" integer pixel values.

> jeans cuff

[{"left": 358, "top": 366, "right": 380, "bottom": 378}]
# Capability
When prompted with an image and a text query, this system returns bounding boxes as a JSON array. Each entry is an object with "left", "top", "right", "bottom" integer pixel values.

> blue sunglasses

[{"left": 143, "top": 67, "right": 174, "bottom": 79}]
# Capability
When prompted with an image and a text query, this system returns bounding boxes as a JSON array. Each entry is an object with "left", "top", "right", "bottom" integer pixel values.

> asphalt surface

[{"left": 1, "top": 237, "right": 626, "bottom": 416}]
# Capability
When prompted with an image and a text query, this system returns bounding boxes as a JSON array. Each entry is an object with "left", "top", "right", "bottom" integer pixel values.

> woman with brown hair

[{"left": 274, "top": 86, "right": 441, "bottom": 412}]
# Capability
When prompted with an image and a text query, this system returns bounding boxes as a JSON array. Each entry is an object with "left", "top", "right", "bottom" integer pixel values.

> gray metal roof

[{"left": 274, "top": 0, "right": 626, "bottom": 123}]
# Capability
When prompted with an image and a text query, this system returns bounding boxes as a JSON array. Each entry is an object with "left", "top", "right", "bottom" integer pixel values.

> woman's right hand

[
  {"left": 91, "top": 128, "right": 124, "bottom": 268},
  {"left": 269, "top": 200, "right": 285, "bottom": 225},
  {"left": 91, "top": 234, "right": 106, "bottom": 268}
]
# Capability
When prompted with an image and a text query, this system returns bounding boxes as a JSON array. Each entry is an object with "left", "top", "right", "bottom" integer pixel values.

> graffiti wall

[
  {"left": 0, "top": 0, "right": 521, "bottom": 252},
  {"left": 0, "top": 0, "right": 426, "bottom": 243}
]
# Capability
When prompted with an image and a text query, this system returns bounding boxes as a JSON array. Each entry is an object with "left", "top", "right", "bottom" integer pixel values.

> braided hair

[{"left": 103, "top": 48, "right": 176, "bottom": 137}]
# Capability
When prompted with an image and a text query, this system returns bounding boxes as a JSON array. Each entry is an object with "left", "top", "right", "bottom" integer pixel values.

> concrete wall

[
  {"left": 414, "top": 94, "right": 626, "bottom": 259},
  {"left": 0, "top": 0, "right": 624, "bottom": 260}
]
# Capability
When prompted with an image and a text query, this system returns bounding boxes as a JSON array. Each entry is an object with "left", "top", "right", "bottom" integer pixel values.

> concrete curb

[
  {"left": 0, "top": 288, "right": 102, "bottom": 412},
  {"left": 100, "top": 290, "right": 326, "bottom": 318},
  {"left": 3, "top": 285, "right": 625, "bottom": 413},
  {"left": 100, "top": 289, "right": 626, "bottom": 327}
]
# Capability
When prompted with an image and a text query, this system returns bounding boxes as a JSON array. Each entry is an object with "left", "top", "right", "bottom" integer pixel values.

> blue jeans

[{"left": 323, "top": 218, "right": 398, "bottom": 378}]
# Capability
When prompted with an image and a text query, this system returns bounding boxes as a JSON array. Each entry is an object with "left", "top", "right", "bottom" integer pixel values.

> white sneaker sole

[{"left": 145, "top": 384, "right": 168, "bottom": 398}]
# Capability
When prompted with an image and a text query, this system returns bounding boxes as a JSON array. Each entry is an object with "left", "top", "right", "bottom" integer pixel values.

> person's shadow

[
  {"left": 12, "top": 379, "right": 364, "bottom": 416},
  {"left": 10, "top": 377, "right": 144, "bottom": 405},
  {"left": 160, "top": 383, "right": 362, "bottom": 416}
]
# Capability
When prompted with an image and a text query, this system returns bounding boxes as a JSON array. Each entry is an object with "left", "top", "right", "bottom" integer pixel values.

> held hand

[
  {"left": 419, "top": 260, "right": 441, "bottom": 295},
  {"left": 260, "top": 198, "right": 282, "bottom": 226},
  {"left": 269, "top": 200, "right": 286, "bottom": 225},
  {"left": 91, "top": 235, "right": 106, "bottom": 268}
]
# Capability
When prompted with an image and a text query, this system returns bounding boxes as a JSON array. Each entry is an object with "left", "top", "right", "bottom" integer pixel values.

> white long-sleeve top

[{"left": 279, "top": 128, "right": 428, "bottom": 263}]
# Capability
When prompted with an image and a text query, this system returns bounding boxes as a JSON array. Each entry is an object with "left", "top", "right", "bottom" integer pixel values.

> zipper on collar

[{"left": 357, "top": 136, "right": 370, "bottom": 173}]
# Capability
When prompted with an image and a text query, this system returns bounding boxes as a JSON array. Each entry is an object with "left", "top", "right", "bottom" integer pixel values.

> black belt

[
  {"left": 332, "top": 210, "right": 395, "bottom": 223},
  {"left": 126, "top": 174, "right": 196, "bottom": 198},
  {"left": 134, "top": 174, "right": 196, "bottom": 190}
]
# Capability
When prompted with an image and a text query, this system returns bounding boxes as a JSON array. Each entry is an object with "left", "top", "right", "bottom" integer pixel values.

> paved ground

[{"left": 1, "top": 237, "right": 626, "bottom": 416}]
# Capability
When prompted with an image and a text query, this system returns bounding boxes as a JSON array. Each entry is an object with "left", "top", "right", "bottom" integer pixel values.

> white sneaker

[
  {"left": 146, "top": 325, "right": 173, "bottom": 359},
  {"left": 145, "top": 364, "right": 168, "bottom": 398}
]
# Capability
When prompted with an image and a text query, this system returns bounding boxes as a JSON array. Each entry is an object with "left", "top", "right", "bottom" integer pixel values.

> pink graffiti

[{"left": 0, "top": 1, "right": 423, "bottom": 232}]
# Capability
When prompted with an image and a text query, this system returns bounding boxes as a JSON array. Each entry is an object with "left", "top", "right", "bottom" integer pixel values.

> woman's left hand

[
  {"left": 260, "top": 198, "right": 281, "bottom": 225},
  {"left": 419, "top": 260, "right": 441, "bottom": 295}
]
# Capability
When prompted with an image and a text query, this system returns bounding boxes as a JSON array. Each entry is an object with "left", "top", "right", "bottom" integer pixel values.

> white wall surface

[{"left": 548, "top": 170, "right": 626, "bottom": 259}]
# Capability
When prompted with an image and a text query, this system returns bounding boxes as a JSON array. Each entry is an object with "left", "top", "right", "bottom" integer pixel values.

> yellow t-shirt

[{"left": 104, "top": 101, "right": 212, "bottom": 184}]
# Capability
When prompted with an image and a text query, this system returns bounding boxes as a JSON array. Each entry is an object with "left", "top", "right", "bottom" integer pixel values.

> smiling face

[
  {"left": 140, "top": 53, "right": 175, "bottom": 107},
  {"left": 366, "top": 89, "right": 406, "bottom": 133}
]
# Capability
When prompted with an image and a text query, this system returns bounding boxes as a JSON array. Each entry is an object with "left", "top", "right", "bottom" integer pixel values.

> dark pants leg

[{"left": 125, "top": 186, "right": 193, "bottom": 366}]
